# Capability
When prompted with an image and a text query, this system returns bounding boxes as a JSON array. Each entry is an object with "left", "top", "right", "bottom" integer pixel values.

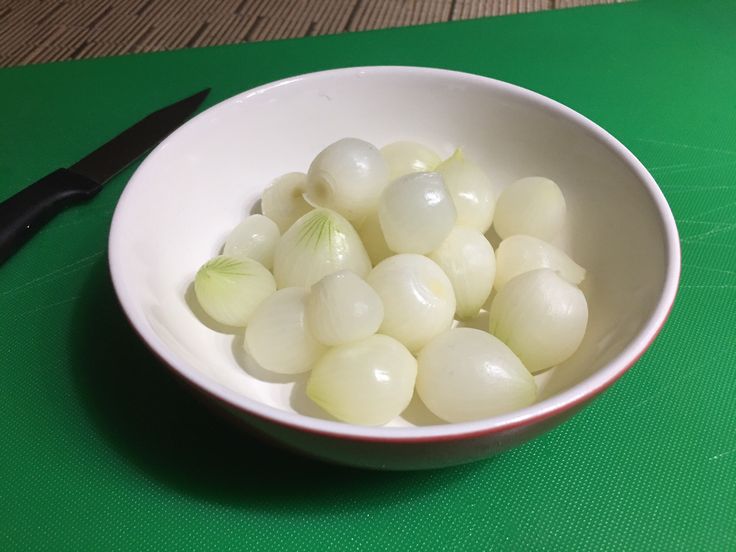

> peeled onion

[
  {"left": 223, "top": 214, "right": 280, "bottom": 269},
  {"left": 366, "top": 254, "right": 456, "bottom": 352},
  {"left": 435, "top": 149, "right": 496, "bottom": 233},
  {"left": 428, "top": 226, "right": 496, "bottom": 319},
  {"left": 489, "top": 269, "right": 588, "bottom": 373},
  {"left": 194, "top": 255, "right": 276, "bottom": 327},
  {"left": 304, "top": 138, "right": 388, "bottom": 223},
  {"left": 358, "top": 211, "right": 394, "bottom": 266},
  {"left": 494, "top": 234, "right": 586, "bottom": 290},
  {"left": 416, "top": 328, "right": 536, "bottom": 423},
  {"left": 378, "top": 172, "right": 456, "bottom": 254},
  {"left": 306, "top": 334, "right": 417, "bottom": 425},
  {"left": 273, "top": 208, "right": 371, "bottom": 288},
  {"left": 261, "top": 172, "right": 312, "bottom": 233},
  {"left": 493, "top": 177, "right": 566, "bottom": 241},
  {"left": 245, "top": 287, "right": 327, "bottom": 374},
  {"left": 306, "top": 270, "right": 384, "bottom": 346},
  {"left": 380, "top": 141, "right": 442, "bottom": 180}
]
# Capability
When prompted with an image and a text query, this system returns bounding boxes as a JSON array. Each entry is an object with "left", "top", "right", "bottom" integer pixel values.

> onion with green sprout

[
  {"left": 194, "top": 255, "right": 276, "bottom": 327},
  {"left": 273, "top": 207, "right": 371, "bottom": 288}
]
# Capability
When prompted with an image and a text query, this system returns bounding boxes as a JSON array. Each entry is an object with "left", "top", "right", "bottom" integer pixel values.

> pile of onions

[{"left": 192, "top": 138, "right": 588, "bottom": 426}]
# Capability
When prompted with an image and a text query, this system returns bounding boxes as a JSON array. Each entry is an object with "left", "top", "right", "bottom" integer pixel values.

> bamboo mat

[{"left": 0, "top": 0, "right": 625, "bottom": 68}]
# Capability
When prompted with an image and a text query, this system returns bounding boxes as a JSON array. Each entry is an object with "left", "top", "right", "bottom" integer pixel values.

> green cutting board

[{"left": 1, "top": 0, "right": 734, "bottom": 549}]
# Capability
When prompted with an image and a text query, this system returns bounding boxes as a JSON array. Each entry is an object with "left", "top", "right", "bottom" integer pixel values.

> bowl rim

[{"left": 108, "top": 65, "right": 681, "bottom": 443}]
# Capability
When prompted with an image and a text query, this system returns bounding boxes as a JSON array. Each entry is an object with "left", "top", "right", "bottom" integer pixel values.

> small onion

[
  {"left": 428, "top": 226, "right": 496, "bottom": 319},
  {"left": 245, "top": 287, "right": 327, "bottom": 374},
  {"left": 493, "top": 176, "right": 566, "bottom": 241},
  {"left": 223, "top": 214, "right": 280, "bottom": 269},
  {"left": 366, "top": 254, "right": 456, "bottom": 352},
  {"left": 435, "top": 149, "right": 496, "bottom": 233},
  {"left": 378, "top": 172, "right": 456, "bottom": 254},
  {"left": 304, "top": 138, "right": 389, "bottom": 223},
  {"left": 306, "top": 270, "right": 384, "bottom": 346},
  {"left": 489, "top": 269, "right": 588, "bottom": 373},
  {"left": 273, "top": 208, "right": 371, "bottom": 288},
  {"left": 380, "top": 140, "right": 442, "bottom": 180},
  {"left": 306, "top": 334, "right": 417, "bottom": 426},
  {"left": 416, "top": 328, "right": 536, "bottom": 423},
  {"left": 194, "top": 255, "right": 276, "bottom": 327},
  {"left": 261, "top": 172, "right": 312, "bottom": 233},
  {"left": 494, "top": 234, "right": 586, "bottom": 291},
  {"left": 358, "top": 211, "right": 394, "bottom": 266}
]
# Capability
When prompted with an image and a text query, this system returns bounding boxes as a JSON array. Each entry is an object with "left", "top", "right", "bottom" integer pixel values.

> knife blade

[{"left": 0, "top": 88, "right": 210, "bottom": 265}]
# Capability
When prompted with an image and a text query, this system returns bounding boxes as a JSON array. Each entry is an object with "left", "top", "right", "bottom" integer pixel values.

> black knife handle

[{"left": 0, "top": 168, "right": 99, "bottom": 265}]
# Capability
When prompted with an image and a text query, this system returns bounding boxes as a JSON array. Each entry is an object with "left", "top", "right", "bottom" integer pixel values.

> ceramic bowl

[{"left": 108, "top": 66, "right": 680, "bottom": 470}]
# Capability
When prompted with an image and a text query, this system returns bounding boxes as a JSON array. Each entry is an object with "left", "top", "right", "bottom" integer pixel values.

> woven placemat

[{"left": 0, "top": 0, "right": 624, "bottom": 68}]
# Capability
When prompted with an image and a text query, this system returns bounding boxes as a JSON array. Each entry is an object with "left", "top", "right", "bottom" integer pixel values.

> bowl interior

[{"left": 110, "top": 67, "right": 674, "bottom": 432}]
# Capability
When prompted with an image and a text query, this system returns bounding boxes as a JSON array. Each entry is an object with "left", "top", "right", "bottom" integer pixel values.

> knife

[{"left": 0, "top": 88, "right": 210, "bottom": 265}]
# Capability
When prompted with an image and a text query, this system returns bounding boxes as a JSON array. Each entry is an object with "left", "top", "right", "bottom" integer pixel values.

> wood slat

[
  {"left": 0, "top": 2, "right": 50, "bottom": 47},
  {"left": 88, "top": 14, "right": 153, "bottom": 45},
  {"left": 557, "top": 0, "right": 618, "bottom": 6},
  {"left": 191, "top": 12, "right": 257, "bottom": 47},
  {"left": 0, "top": 0, "right": 629, "bottom": 68}
]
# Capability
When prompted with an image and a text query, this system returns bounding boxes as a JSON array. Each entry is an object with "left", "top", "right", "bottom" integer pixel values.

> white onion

[
  {"left": 244, "top": 287, "right": 327, "bottom": 374},
  {"left": 194, "top": 255, "right": 276, "bottom": 327},
  {"left": 428, "top": 226, "right": 496, "bottom": 319},
  {"left": 489, "top": 269, "right": 588, "bottom": 373},
  {"left": 306, "top": 270, "right": 384, "bottom": 346},
  {"left": 304, "top": 138, "right": 389, "bottom": 223},
  {"left": 416, "top": 328, "right": 536, "bottom": 422},
  {"left": 380, "top": 141, "right": 442, "bottom": 180},
  {"left": 261, "top": 172, "right": 312, "bottom": 233},
  {"left": 273, "top": 208, "right": 371, "bottom": 288},
  {"left": 306, "top": 334, "right": 417, "bottom": 425},
  {"left": 435, "top": 149, "right": 496, "bottom": 233},
  {"left": 493, "top": 177, "right": 566, "bottom": 241},
  {"left": 357, "top": 211, "right": 394, "bottom": 266},
  {"left": 378, "top": 172, "right": 456, "bottom": 254},
  {"left": 366, "top": 254, "right": 455, "bottom": 352},
  {"left": 494, "top": 234, "right": 586, "bottom": 291},
  {"left": 223, "top": 214, "right": 281, "bottom": 269}
]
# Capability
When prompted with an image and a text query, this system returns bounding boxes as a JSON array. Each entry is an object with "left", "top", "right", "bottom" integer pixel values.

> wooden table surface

[{"left": 0, "top": 0, "right": 626, "bottom": 68}]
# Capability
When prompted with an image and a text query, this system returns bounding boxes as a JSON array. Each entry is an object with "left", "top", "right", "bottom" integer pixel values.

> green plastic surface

[{"left": 1, "top": 0, "right": 734, "bottom": 549}]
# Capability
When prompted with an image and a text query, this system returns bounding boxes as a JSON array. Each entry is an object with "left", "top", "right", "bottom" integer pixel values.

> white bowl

[{"left": 109, "top": 66, "right": 680, "bottom": 470}]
